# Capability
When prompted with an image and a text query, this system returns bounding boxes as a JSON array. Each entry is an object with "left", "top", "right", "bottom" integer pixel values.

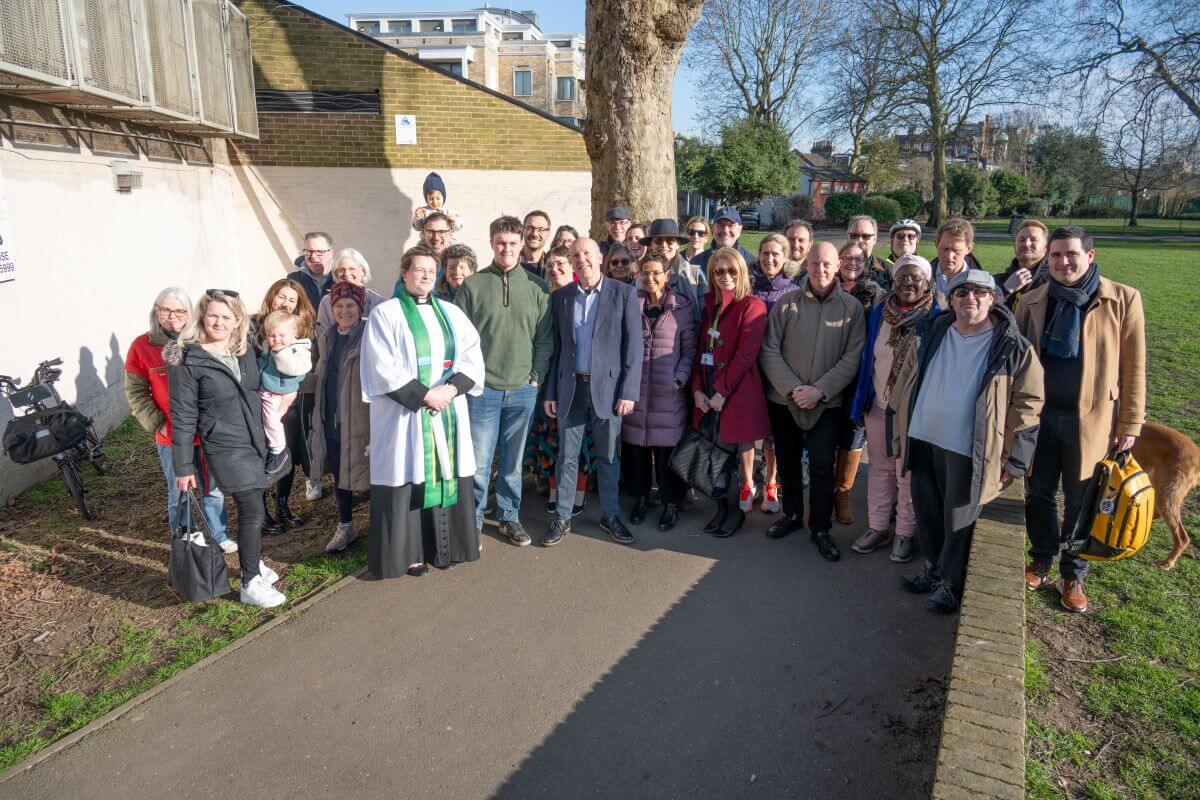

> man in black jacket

[{"left": 287, "top": 231, "right": 336, "bottom": 312}]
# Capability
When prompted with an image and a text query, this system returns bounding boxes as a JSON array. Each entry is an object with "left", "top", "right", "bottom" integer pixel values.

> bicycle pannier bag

[
  {"left": 168, "top": 488, "right": 231, "bottom": 602},
  {"left": 2, "top": 409, "right": 88, "bottom": 465},
  {"left": 1065, "top": 451, "right": 1155, "bottom": 562}
]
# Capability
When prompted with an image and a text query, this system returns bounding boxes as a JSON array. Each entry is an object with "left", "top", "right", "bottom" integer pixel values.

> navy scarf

[{"left": 1042, "top": 263, "right": 1100, "bottom": 359}]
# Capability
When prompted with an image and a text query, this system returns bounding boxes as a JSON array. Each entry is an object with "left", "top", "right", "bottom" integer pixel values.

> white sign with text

[
  {"left": 395, "top": 115, "right": 417, "bottom": 145},
  {"left": 0, "top": 163, "right": 17, "bottom": 285}
]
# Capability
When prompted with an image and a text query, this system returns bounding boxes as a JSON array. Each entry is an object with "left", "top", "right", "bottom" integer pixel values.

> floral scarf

[{"left": 881, "top": 291, "right": 935, "bottom": 403}]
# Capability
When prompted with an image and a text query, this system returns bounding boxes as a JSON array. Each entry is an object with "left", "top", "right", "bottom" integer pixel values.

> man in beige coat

[{"left": 1015, "top": 226, "right": 1146, "bottom": 614}]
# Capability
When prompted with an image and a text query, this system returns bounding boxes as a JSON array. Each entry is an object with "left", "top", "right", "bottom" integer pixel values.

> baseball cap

[
  {"left": 605, "top": 206, "right": 631, "bottom": 222},
  {"left": 713, "top": 206, "right": 742, "bottom": 225}
]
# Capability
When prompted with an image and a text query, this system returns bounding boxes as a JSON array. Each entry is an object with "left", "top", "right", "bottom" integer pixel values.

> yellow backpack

[{"left": 1066, "top": 451, "right": 1155, "bottom": 562}]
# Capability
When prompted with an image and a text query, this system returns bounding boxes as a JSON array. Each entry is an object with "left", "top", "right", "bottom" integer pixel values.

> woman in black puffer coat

[{"left": 167, "top": 290, "right": 286, "bottom": 609}]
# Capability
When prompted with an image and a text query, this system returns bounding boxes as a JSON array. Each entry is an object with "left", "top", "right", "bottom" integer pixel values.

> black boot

[
  {"left": 766, "top": 511, "right": 803, "bottom": 539},
  {"left": 261, "top": 491, "right": 283, "bottom": 534},
  {"left": 658, "top": 503, "right": 680, "bottom": 532},
  {"left": 630, "top": 496, "right": 648, "bottom": 525},
  {"left": 275, "top": 490, "right": 303, "bottom": 528},
  {"left": 703, "top": 497, "right": 728, "bottom": 534},
  {"left": 714, "top": 505, "right": 745, "bottom": 538}
]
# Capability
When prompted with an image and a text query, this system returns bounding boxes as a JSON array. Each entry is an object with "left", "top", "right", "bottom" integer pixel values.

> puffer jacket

[
  {"left": 622, "top": 288, "right": 696, "bottom": 447},
  {"left": 166, "top": 341, "right": 269, "bottom": 493},
  {"left": 890, "top": 304, "right": 1044, "bottom": 518},
  {"left": 751, "top": 267, "right": 803, "bottom": 312}
]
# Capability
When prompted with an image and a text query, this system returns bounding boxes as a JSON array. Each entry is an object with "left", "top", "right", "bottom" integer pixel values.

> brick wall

[{"left": 236, "top": 0, "right": 587, "bottom": 171}]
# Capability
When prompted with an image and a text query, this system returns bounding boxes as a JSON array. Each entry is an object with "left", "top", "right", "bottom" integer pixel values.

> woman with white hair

[
  {"left": 316, "top": 248, "right": 387, "bottom": 331},
  {"left": 847, "top": 254, "right": 940, "bottom": 563},
  {"left": 167, "top": 290, "right": 285, "bottom": 608},
  {"left": 125, "top": 287, "right": 234, "bottom": 554}
]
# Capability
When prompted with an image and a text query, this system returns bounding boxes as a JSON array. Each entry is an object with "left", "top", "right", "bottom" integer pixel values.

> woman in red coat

[{"left": 690, "top": 247, "right": 771, "bottom": 538}]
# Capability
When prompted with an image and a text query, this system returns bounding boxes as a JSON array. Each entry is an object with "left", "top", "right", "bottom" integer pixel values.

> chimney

[{"left": 812, "top": 140, "right": 833, "bottom": 158}]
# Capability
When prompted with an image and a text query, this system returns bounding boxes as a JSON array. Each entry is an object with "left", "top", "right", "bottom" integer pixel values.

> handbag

[
  {"left": 1064, "top": 450, "right": 1154, "bottom": 562},
  {"left": 669, "top": 409, "right": 736, "bottom": 499},
  {"left": 168, "top": 488, "right": 232, "bottom": 602}
]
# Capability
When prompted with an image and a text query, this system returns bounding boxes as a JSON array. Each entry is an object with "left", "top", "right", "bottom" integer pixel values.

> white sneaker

[
  {"left": 259, "top": 560, "right": 279, "bottom": 585},
  {"left": 218, "top": 539, "right": 239, "bottom": 555},
  {"left": 739, "top": 483, "right": 758, "bottom": 513},
  {"left": 305, "top": 478, "right": 323, "bottom": 501},
  {"left": 240, "top": 574, "right": 286, "bottom": 608},
  {"left": 324, "top": 522, "right": 358, "bottom": 553}
]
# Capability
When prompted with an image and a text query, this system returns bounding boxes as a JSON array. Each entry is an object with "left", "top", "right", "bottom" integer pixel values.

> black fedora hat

[{"left": 639, "top": 218, "right": 689, "bottom": 246}]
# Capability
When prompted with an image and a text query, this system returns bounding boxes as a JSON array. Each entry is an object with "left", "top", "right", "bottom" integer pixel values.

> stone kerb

[{"left": 931, "top": 485, "right": 1027, "bottom": 800}]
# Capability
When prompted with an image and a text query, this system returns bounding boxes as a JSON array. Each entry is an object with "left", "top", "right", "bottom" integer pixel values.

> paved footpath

[{"left": 1, "top": 481, "right": 954, "bottom": 800}]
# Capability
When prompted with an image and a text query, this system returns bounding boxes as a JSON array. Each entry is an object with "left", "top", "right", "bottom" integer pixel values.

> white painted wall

[
  {"left": 0, "top": 147, "right": 592, "bottom": 501},
  {"left": 235, "top": 166, "right": 593, "bottom": 292}
]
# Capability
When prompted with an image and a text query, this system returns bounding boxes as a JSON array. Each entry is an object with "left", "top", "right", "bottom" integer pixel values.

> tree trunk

[
  {"left": 585, "top": 0, "right": 705, "bottom": 237},
  {"left": 929, "top": 121, "right": 948, "bottom": 227}
]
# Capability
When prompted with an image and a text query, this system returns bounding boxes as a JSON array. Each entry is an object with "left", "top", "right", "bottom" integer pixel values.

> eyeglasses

[
  {"left": 894, "top": 232, "right": 919, "bottom": 241},
  {"left": 687, "top": 229, "right": 708, "bottom": 237},
  {"left": 894, "top": 275, "right": 927, "bottom": 286},
  {"left": 407, "top": 267, "right": 438, "bottom": 277},
  {"left": 951, "top": 286, "right": 993, "bottom": 299},
  {"left": 524, "top": 226, "right": 550, "bottom": 234},
  {"left": 155, "top": 306, "right": 188, "bottom": 319},
  {"left": 847, "top": 232, "right": 875, "bottom": 240},
  {"left": 424, "top": 228, "right": 452, "bottom": 237},
  {"left": 640, "top": 270, "right": 666, "bottom": 279},
  {"left": 609, "top": 258, "right": 632, "bottom": 266},
  {"left": 302, "top": 249, "right": 331, "bottom": 256},
  {"left": 840, "top": 256, "right": 866, "bottom": 265},
  {"left": 205, "top": 289, "right": 239, "bottom": 299},
  {"left": 711, "top": 267, "right": 738, "bottom": 277}
]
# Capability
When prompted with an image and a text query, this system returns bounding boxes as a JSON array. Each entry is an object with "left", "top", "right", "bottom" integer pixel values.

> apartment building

[{"left": 346, "top": 7, "right": 587, "bottom": 127}]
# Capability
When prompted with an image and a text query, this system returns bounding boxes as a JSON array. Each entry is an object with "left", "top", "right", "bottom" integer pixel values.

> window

[
  {"left": 356, "top": 21, "right": 380, "bottom": 34},
  {"left": 818, "top": 182, "right": 830, "bottom": 195},
  {"left": 922, "top": 142, "right": 932, "bottom": 152},
  {"left": 556, "top": 76, "right": 575, "bottom": 101},
  {"left": 431, "top": 61, "right": 463, "bottom": 77},
  {"left": 502, "top": 32, "right": 522, "bottom": 40},
  {"left": 513, "top": 70, "right": 532, "bottom": 96},
  {"left": 451, "top": 19, "right": 477, "bottom": 32},
  {"left": 387, "top": 20, "right": 412, "bottom": 33},
  {"left": 419, "top": 19, "right": 444, "bottom": 33}
]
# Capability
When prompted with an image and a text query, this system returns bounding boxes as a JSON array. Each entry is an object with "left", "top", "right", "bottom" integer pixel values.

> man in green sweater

[{"left": 455, "top": 215, "right": 553, "bottom": 546}]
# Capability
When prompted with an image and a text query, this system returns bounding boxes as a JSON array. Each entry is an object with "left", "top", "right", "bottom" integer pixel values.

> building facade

[
  {"left": 346, "top": 7, "right": 586, "bottom": 128},
  {"left": 895, "top": 116, "right": 999, "bottom": 164},
  {"left": 796, "top": 150, "right": 867, "bottom": 216}
]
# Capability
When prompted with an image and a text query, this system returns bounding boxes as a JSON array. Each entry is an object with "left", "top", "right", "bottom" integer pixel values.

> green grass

[{"left": 972, "top": 217, "right": 1200, "bottom": 237}]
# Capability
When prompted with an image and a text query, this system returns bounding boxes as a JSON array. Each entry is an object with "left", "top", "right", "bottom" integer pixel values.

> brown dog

[{"left": 1131, "top": 422, "right": 1200, "bottom": 569}]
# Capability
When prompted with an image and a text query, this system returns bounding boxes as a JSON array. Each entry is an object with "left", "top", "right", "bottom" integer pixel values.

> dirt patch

[{"left": 0, "top": 418, "right": 366, "bottom": 763}]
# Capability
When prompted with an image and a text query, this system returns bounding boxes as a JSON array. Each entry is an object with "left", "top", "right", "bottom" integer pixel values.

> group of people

[{"left": 124, "top": 198, "right": 1144, "bottom": 618}]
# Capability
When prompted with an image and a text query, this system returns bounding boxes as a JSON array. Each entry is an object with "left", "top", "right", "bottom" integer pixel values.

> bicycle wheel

[
  {"left": 59, "top": 458, "right": 92, "bottom": 520},
  {"left": 85, "top": 428, "right": 110, "bottom": 475}
]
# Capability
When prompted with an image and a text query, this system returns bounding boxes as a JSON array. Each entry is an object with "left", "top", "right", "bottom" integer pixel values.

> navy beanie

[{"left": 423, "top": 172, "right": 447, "bottom": 203}]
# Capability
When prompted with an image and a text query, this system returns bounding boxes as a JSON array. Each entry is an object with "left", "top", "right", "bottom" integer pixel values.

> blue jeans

[
  {"left": 157, "top": 444, "right": 229, "bottom": 543},
  {"left": 469, "top": 384, "right": 538, "bottom": 529}
]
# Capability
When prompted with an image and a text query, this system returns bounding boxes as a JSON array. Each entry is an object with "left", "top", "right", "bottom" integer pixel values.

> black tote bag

[
  {"left": 669, "top": 409, "right": 736, "bottom": 499},
  {"left": 168, "top": 488, "right": 232, "bottom": 602}
]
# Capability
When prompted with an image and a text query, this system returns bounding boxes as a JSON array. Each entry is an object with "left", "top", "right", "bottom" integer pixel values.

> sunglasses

[
  {"left": 847, "top": 232, "right": 875, "bottom": 240},
  {"left": 206, "top": 289, "right": 240, "bottom": 299},
  {"left": 711, "top": 267, "right": 738, "bottom": 277},
  {"left": 609, "top": 258, "right": 632, "bottom": 266},
  {"left": 951, "top": 286, "right": 993, "bottom": 298},
  {"left": 687, "top": 229, "right": 708, "bottom": 237}
]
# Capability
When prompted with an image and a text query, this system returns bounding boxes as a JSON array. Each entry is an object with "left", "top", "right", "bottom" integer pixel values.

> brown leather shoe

[
  {"left": 1024, "top": 560, "right": 1051, "bottom": 591},
  {"left": 1061, "top": 579, "right": 1088, "bottom": 613}
]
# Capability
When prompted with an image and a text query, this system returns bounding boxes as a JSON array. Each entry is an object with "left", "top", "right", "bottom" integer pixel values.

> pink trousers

[
  {"left": 865, "top": 402, "right": 916, "bottom": 538},
  {"left": 259, "top": 390, "right": 297, "bottom": 454}
]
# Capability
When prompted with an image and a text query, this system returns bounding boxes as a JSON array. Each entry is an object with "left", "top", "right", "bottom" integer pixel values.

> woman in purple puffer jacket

[
  {"left": 621, "top": 253, "right": 697, "bottom": 531},
  {"left": 749, "top": 233, "right": 804, "bottom": 515}
]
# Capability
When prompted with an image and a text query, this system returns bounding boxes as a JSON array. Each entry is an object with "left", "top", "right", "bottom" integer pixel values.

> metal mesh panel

[
  {"left": 71, "top": 0, "right": 145, "bottom": 102},
  {"left": 142, "top": 0, "right": 194, "bottom": 116},
  {"left": 190, "top": 0, "right": 231, "bottom": 128},
  {"left": 0, "top": 0, "right": 72, "bottom": 82},
  {"left": 226, "top": 2, "right": 256, "bottom": 137}
]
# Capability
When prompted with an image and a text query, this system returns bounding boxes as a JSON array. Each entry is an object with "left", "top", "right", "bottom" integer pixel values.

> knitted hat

[
  {"left": 890, "top": 254, "right": 933, "bottom": 282},
  {"left": 329, "top": 281, "right": 366, "bottom": 310},
  {"left": 422, "top": 172, "right": 447, "bottom": 202}
]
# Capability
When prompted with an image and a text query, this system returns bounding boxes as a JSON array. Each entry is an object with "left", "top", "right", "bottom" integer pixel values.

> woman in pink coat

[{"left": 690, "top": 247, "right": 771, "bottom": 538}]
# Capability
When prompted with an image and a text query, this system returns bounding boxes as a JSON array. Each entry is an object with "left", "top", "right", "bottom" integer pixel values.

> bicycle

[{"left": 1, "top": 358, "right": 110, "bottom": 519}]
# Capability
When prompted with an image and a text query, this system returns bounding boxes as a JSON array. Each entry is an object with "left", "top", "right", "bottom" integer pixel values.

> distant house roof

[{"left": 796, "top": 151, "right": 862, "bottom": 183}]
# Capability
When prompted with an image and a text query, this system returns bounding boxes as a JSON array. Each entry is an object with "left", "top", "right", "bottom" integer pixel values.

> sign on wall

[
  {"left": 0, "top": 164, "right": 16, "bottom": 285},
  {"left": 395, "top": 114, "right": 418, "bottom": 145}
]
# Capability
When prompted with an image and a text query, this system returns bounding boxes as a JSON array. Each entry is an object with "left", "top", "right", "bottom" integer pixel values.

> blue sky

[{"left": 295, "top": 0, "right": 703, "bottom": 135}]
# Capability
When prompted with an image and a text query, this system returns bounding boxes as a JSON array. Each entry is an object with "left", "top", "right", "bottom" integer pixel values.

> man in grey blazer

[{"left": 543, "top": 238, "right": 643, "bottom": 546}]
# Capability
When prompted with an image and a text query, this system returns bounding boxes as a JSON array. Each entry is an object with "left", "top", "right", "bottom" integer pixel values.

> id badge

[
  {"left": 707, "top": 327, "right": 721, "bottom": 339},
  {"left": 700, "top": 353, "right": 714, "bottom": 366}
]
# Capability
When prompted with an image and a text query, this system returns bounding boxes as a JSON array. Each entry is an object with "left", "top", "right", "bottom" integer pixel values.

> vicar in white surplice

[{"left": 360, "top": 244, "right": 485, "bottom": 578}]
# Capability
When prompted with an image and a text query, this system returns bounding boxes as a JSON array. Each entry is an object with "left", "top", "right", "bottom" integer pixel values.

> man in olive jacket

[
  {"left": 1015, "top": 226, "right": 1145, "bottom": 614},
  {"left": 759, "top": 241, "right": 866, "bottom": 560},
  {"left": 891, "top": 270, "right": 1044, "bottom": 613}
]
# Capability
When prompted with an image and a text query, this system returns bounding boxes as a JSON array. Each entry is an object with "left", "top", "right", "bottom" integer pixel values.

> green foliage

[
  {"left": 694, "top": 117, "right": 798, "bottom": 206},
  {"left": 1019, "top": 197, "right": 1053, "bottom": 216},
  {"left": 1029, "top": 127, "right": 1106, "bottom": 213},
  {"left": 823, "top": 192, "right": 866, "bottom": 225},
  {"left": 1072, "top": 203, "right": 1124, "bottom": 219},
  {"left": 946, "top": 164, "right": 997, "bottom": 218},
  {"left": 990, "top": 169, "right": 1030, "bottom": 213},
  {"left": 883, "top": 188, "right": 922, "bottom": 218},
  {"left": 862, "top": 195, "right": 903, "bottom": 227},
  {"left": 857, "top": 131, "right": 903, "bottom": 192},
  {"left": 674, "top": 134, "right": 714, "bottom": 193}
]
